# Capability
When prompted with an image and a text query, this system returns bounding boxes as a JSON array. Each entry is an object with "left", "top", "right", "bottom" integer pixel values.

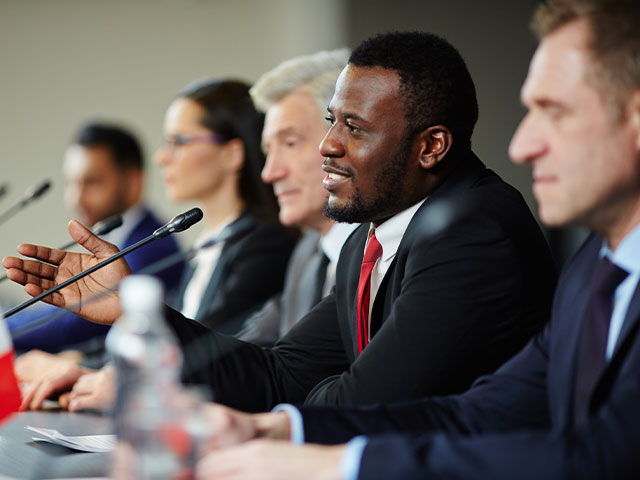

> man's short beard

[{"left": 324, "top": 138, "right": 412, "bottom": 224}]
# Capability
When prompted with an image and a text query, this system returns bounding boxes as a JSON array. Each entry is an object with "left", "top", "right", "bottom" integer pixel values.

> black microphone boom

[
  {"left": 153, "top": 207, "right": 203, "bottom": 238},
  {"left": 0, "top": 179, "right": 52, "bottom": 227},
  {"left": 10, "top": 213, "right": 251, "bottom": 339},
  {"left": 0, "top": 182, "right": 8, "bottom": 201},
  {"left": 2, "top": 208, "right": 202, "bottom": 318}
]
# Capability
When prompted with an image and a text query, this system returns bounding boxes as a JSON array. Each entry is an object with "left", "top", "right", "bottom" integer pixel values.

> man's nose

[
  {"left": 319, "top": 127, "right": 344, "bottom": 158},
  {"left": 261, "top": 151, "right": 287, "bottom": 184},
  {"left": 509, "top": 113, "right": 546, "bottom": 165}
]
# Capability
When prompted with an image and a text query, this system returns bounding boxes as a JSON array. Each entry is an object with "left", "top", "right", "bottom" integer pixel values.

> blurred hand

[
  {"left": 15, "top": 349, "right": 80, "bottom": 384},
  {"left": 2, "top": 219, "right": 131, "bottom": 325},
  {"left": 196, "top": 439, "right": 344, "bottom": 480},
  {"left": 63, "top": 365, "right": 116, "bottom": 412},
  {"left": 20, "top": 361, "right": 92, "bottom": 411},
  {"left": 199, "top": 404, "right": 290, "bottom": 452}
]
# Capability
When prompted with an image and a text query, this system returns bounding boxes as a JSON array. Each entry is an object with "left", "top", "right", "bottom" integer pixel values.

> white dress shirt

[
  {"left": 180, "top": 214, "right": 239, "bottom": 320},
  {"left": 602, "top": 221, "right": 640, "bottom": 360}
]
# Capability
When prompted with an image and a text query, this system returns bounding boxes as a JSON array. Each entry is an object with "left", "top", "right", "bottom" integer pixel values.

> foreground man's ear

[{"left": 416, "top": 125, "right": 453, "bottom": 170}]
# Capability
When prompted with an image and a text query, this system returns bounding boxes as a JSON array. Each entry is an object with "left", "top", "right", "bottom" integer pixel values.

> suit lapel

[
  {"left": 193, "top": 212, "right": 256, "bottom": 322},
  {"left": 551, "top": 241, "right": 598, "bottom": 429},
  {"left": 610, "top": 283, "right": 640, "bottom": 359}
]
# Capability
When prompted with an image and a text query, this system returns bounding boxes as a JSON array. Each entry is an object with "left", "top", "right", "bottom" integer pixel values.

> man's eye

[
  {"left": 173, "top": 135, "right": 189, "bottom": 146},
  {"left": 346, "top": 123, "right": 359, "bottom": 132},
  {"left": 324, "top": 116, "right": 335, "bottom": 125}
]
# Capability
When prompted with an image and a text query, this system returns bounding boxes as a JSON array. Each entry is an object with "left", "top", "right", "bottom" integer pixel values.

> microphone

[
  {"left": 0, "top": 179, "right": 52, "bottom": 227},
  {"left": 153, "top": 208, "right": 204, "bottom": 238},
  {"left": 10, "top": 215, "right": 253, "bottom": 339},
  {"left": 3, "top": 207, "right": 203, "bottom": 319},
  {"left": 0, "top": 214, "right": 123, "bottom": 285},
  {"left": 0, "top": 182, "right": 8, "bottom": 201}
]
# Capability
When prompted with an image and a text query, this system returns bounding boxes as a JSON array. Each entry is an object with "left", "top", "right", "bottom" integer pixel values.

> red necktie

[{"left": 356, "top": 231, "right": 382, "bottom": 354}]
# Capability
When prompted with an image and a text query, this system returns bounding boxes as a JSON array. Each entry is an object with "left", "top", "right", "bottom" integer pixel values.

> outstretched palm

[{"left": 2, "top": 220, "right": 131, "bottom": 325}]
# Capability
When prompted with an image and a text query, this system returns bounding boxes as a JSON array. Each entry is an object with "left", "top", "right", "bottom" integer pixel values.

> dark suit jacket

[
  {"left": 301, "top": 234, "right": 640, "bottom": 479},
  {"left": 168, "top": 211, "right": 295, "bottom": 335},
  {"left": 9, "top": 207, "right": 184, "bottom": 353},
  {"left": 237, "top": 230, "right": 328, "bottom": 346},
  {"left": 165, "top": 153, "right": 557, "bottom": 412}
]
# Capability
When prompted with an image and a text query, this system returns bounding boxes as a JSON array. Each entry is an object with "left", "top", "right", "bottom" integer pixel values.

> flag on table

[{"left": 0, "top": 313, "right": 20, "bottom": 422}]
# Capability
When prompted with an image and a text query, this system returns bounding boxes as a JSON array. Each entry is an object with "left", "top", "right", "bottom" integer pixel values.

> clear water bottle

[{"left": 106, "top": 275, "right": 193, "bottom": 479}]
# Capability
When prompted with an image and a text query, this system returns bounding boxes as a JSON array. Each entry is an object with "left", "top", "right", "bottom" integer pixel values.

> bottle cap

[{"left": 119, "top": 275, "right": 163, "bottom": 313}]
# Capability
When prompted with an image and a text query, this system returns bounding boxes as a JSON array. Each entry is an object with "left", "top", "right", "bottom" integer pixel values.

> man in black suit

[
  {"left": 3, "top": 32, "right": 556, "bottom": 413},
  {"left": 193, "top": 1, "right": 640, "bottom": 479}
]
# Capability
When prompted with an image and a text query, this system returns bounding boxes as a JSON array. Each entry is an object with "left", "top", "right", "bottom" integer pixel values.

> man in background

[
  {"left": 238, "top": 48, "right": 358, "bottom": 346},
  {"left": 8, "top": 122, "right": 183, "bottom": 355}
]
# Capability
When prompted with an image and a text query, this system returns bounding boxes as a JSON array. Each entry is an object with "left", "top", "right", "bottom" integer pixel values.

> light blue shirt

[{"left": 603, "top": 222, "right": 640, "bottom": 360}]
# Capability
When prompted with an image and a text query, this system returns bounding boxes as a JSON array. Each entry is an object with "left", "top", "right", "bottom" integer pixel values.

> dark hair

[
  {"left": 533, "top": 0, "right": 640, "bottom": 117},
  {"left": 349, "top": 31, "right": 478, "bottom": 151},
  {"left": 74, "top": 122, "right": 144, "bottom": 170},
  {"left": 178, "top": 79, "right": 278, "bottom": 222}
]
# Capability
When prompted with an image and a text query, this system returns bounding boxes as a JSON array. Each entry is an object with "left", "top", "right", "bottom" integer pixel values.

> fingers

[
  {"left": 4, "top": 258, "right": 58, "bottom": 284},
  {"left": 19, "top": 365, "right": 85, "bottom": 411},
  {"left": 58, "top": 392, "right": 72, "bottom": 409},
  {"left": 69, "top": 220, "right": 120, "bottom": 258},
  {"left": 67, "top": 367, "right": 116, "bottom": 412},
  {"left": 18, "top": 244, "right": 67, "bottom": 265},
  {"left": 200, "top": 404, "right": 259, "bottom": 450}
]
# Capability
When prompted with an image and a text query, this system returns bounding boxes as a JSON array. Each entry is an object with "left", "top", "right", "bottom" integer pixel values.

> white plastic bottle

[{"left": 106, "top": 275, "right": 189, "bottom": 479}]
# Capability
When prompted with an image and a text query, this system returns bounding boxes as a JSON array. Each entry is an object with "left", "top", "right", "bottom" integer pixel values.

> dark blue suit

[
  {"left": 300, "top": 234, "right": 640, "bottom": 479},
  {"left": 8, "top": 207, "right": 184, "bottom": 353}
]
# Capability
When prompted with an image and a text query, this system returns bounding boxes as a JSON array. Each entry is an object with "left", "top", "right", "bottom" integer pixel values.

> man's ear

[
  {"left": 125, "top": 168, "right": 144, "bottom": 206},
  {"left": 416, "top": 125, "right": 453, "bottom": 170},
  {"left": 628, "top": 91, "right": 640, "bottom": 151}
]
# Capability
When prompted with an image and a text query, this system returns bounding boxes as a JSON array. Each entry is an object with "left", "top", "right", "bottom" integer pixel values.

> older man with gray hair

[{"left": 238, "top": 49, "right": 358, "bottom": 345}]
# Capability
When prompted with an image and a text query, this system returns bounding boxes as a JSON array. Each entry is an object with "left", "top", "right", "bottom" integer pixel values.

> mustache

[{"left": 322, "top": 158, "right": 354, "bottom": 177}]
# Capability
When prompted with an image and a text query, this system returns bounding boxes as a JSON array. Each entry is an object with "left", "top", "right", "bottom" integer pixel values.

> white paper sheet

[{"left": 25, "top": 425, "right": 117, "bottom": 453}]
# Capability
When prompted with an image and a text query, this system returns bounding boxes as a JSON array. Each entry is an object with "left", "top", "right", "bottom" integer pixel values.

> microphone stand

[
  {"left": 0, "top": 179, "right": 51, "bottom": 227},
  {"left": 3, "top": 235, "right": 157, "bottom": 318},
  {"left": 9, "top": 220, "right": 254, "bottom": 339},
  {"left": 2, "top": 208, "right": 202, "bottom": 319}
]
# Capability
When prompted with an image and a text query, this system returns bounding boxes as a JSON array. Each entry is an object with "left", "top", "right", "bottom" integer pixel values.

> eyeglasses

[{"left": 161, "top": 133, "right": 227, "bottom": 149}]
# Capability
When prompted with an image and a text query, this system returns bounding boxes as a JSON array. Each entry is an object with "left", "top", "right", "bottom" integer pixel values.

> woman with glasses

[{"left": 156, "top": 79, "right": 295, "bottom": 335}]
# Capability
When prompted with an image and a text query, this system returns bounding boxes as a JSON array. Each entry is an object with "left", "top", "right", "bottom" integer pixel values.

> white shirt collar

[
  {"left": 602, "top": 221, "right": 640, "bottom": 276},
  {"left": 368, "top": 199, "right": 426, "bottom": 262}
]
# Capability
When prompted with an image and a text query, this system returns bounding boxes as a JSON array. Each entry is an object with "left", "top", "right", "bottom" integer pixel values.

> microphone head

[
  {"left": 153, "top": 207, "right": 203, "bottom": 238},
  {"left": 92, "top": 214, "right": 123, "bottom": 236},
  {"left": 24, "top": 179, "right": 52, "bottom": 202},
  {"left": 0, "top": 182, "right": 8, "bottom": 200}
]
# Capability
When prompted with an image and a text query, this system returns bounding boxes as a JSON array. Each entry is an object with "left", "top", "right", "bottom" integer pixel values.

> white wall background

[{"left": 0, "top": 0, "right": 347, "bottom": 304}]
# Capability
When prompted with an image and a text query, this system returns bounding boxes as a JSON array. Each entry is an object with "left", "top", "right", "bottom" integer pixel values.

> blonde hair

[{"left": 250, "top": 49, "right": 350, "bottom": 117}]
